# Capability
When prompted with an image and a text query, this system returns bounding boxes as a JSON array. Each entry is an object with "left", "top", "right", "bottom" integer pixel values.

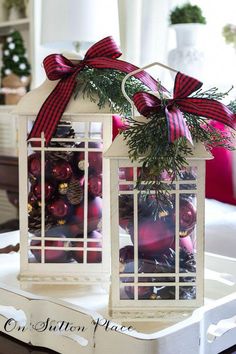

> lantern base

[
  {"left": 18, "top": 272, "right": 110, "bottom": 290},
  {"left": 109, "top": 306, "right": 197, "bottom": 323}
]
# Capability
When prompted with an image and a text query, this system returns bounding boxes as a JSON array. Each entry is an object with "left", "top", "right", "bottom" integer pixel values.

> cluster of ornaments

[
  {"left": 119, "top": 170, "right": 197, "bottom": 300},
  {"left": 28, "top": 124, "right": 103, "bottom": 264}
]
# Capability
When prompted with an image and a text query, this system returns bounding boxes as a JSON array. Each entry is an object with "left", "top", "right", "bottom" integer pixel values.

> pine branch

[{"left": 74, "top": 67, "right": 148, "bottom": 117}]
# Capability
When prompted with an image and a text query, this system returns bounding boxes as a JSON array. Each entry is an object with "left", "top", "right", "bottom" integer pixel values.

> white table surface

[{"left": 1, "top": 228, "right": 236, "bottom": 308}]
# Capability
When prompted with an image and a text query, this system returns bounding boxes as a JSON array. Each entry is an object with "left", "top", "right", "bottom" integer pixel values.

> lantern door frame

[
  {"left": 109, "top": 157, "right": 206, "bottom": 320},
  {"left": 18, "top": 113, "right": 112, "bottom": 287}
]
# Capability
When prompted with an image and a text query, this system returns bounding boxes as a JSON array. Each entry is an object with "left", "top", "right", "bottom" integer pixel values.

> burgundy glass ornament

[
  {"left": 71, "top": 230, "right": 102, "bottom": 263},
  {"left": 30, "top": 237, "right": 69, "bottom": 263},
  {"left": 51, "top": 161, "right": 72, "bottom": 181},
  {"left": 134, "top": 218, "right": 174, "bottom": 255},
  {"left": 69, "top": 196, "right": 102, "bottom": 236},
  {"left": 74, "top": 142, "right": 103, "bottom": 175},
  {"left": 88, "top": 175, "right": 102, "bottom": 197},
  {"left": 32, "top": 182, "right": 54, "bottom": 201},
  {"left": 48, "top": 199, "right": 69, "bottom": 218},
  {"left": 178, "top": 198, "right": 197, "bottom": 237},
  {"left": 28, "top": 153, "right": 41, "bottom": 177}
]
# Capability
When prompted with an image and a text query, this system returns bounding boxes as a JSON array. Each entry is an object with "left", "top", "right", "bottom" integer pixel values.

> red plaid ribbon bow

[
  {"left": 28, "top": 36, "right": 159, "bottom": 145},
  {"left": 133, "top": 72, "right": 236, "bottom": 144}
]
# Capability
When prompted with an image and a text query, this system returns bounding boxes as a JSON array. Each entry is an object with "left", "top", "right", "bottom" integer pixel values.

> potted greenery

[
  {"left": 169, "top": 3, "right": 206, "bottom": 47},
  {"left": 223, "top": 24, "right": 236, "bottom": 50},
  {"left": 3, "top": 0, "right": 26, "bottom": 20},
  {"left": 168, "top": 3, "right": 206, "bottom": 78}
]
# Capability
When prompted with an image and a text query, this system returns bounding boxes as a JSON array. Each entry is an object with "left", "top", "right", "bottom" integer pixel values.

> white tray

[{"left": 0, "top": 231, "right": 236, "bottom": 353}]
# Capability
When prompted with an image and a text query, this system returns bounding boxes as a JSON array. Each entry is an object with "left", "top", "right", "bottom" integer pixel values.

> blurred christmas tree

[
  {"left": 1, "top": 29, "right": 31, "bottom": 104},
  {"left": 1, "top": 29, "right": 31, "bottom": 80}
]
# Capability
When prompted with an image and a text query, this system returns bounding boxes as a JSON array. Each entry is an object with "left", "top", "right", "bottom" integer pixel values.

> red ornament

[
  {"left": 179, "top": 235, "right": 194, "bottom": 253},
  {"left": 88, "top": 175, "right": 102, "bottom": 197},
  {"left": 131, "top": 218, "right": 174, "bottom": 255},
  {"left": 51, "top": 161, "right": 72, "bottom": 181},
  {"left": 69, "top": 197, "right": 102, "bottom": 236},
  {"left": 71, "top": 230, "right": 102, "bottom": 263},
  {"left": 120, "top": 253, "right": 156, "bottom": 299},
  {"left": 28, "top": 153, "right": 41, "bottom": 177},
  {"left": 48, "top": 199, "right": 69, "bottom": 218},
  {"left": 74, "top": 142, "right": 103, "bottom": 175},
  {"left": 30, "top": 237, "right": 69, "bottom": 263},
  {"left": 32, "top": 182, "right": 54, "bottom": 201},
  {"left": 178, "top": 198, "right": 197, "bottom": 237}
]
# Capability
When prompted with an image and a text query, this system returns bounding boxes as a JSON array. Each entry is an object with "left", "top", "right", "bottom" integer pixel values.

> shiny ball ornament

[
  {"left": 48, "top": 199, "right": 69, "bottom": 218},
  {"left": 32, "top": 182, "right": 54, "bottom": 201},
  {"left": 74, "top": 142, "right": 103, "bottom": 174},
  {"left": 88, "top": 175, "right": 102, "bottom": 197},
  {"left": 178, "top": 198, "right": 197, "bottom": 237},
  {"left": 28, "top": 153, "right": 41, "bottom": 177},
  {"left": 179, "top": 235, "right": 194, "bottom": 253},
  {"left": 58, "top": 182, "right": 68, "bottom": 195},
  {"left": 30, "top": 237, "right": 69, "bottom": 263},
  {"left": 124, "top": 284, "right": 154, "bottom": 300},
  {"left": 51, "top": 161, "right": 72, "bottom": 181},
  {"left": 71, "top": 230, "right": 102, "bottom": 263},
  {"left": 132, "top": 218, "right": 174, "bottom": 255},
  {"left": 69, "top": 197, "right": 102, "bottom": 236}
]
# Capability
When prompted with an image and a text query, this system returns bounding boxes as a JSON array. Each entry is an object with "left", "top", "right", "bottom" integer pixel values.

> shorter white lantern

[{"left": 105, "top": 63, "right": 213, "bottom": 320}]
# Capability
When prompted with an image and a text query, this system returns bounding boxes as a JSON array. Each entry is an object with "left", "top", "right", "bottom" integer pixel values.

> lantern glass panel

[
  {"left": 27, "top": 119, "right": 104, "bottom": 264},
  {"left": 117, "top": 164, "right": 198, "bottom": 302}
]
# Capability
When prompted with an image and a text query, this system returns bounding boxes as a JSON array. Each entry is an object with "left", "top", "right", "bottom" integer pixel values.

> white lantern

[
  {"left": 14, "top": 76, "right": 113, "bottom": 287},
  {"left": 105, "top": 63, "right": 213, "bottom": 320}
]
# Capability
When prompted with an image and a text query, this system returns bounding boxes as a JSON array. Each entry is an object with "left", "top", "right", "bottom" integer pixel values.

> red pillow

[{"left": 205, "top": 123, "right": 236, "bottom": 205}]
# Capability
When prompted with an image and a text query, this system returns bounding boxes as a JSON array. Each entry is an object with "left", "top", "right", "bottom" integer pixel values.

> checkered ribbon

[
  {"left": 133, "top": 72, "right": 236, "bottom": 144},
  {"left": 28, "top": 36, "right": 160, "bottom": 145}
]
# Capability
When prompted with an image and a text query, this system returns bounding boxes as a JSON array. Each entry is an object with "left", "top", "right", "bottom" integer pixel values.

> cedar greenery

[
  {"left": 74, "top": 67, "right": 234, "bottom": 212},
  {"left": 170, "top": 3, "right": 206, "bottom": 25}
]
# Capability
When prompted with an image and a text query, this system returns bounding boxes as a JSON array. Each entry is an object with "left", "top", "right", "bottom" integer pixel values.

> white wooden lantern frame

[
  {"left": 105, "top": 63, "right": 212, "bottom": 319},
  {"left": 14, "top": 78, "right": 113, "bottom": 287}
]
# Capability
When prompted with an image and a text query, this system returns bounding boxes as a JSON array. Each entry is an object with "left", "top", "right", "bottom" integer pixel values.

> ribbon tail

[
  {"left": 178, "top": 98, "right": 236, "bottom": 129},
  {"left": 28, "top": 74, "right": 77, "bottom": 145},
  {"left": 165, "top": 106, "right": 193, "bottom": 145}
]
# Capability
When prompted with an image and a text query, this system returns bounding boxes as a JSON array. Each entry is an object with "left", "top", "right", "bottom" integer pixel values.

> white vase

[
  {"left": 168, "top": 23, "right": 205, "bottom": 80},
  {"left": 8, "top": 7, "right": 21, "bottom": 21}
]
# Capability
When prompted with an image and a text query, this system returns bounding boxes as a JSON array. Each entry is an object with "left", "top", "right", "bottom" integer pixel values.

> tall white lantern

[
  {"left": 105, "top": 135, "right": 212, "bottom": 320},
  {"left": 14, "top": 78, "right": 113, "bottom": 287}
]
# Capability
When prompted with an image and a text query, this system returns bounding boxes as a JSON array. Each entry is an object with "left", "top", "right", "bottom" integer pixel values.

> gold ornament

[
  {"left": 28, "top": 203, "right": 33, "bottom": 213},
  {"left": 159, "top": 210, "right": 169, "bottom": 218},
  {"left": 179, "top": 230, "right": 188, "bottom": 238},
  {"left": 58, "top": 182, "right": 68, "bottom": 195},
  {"left": 57, "top": 219, "right": 66, "bottom": 225},
  {"left": 150, "top": 293, "right": 158, "bottom": 300}
]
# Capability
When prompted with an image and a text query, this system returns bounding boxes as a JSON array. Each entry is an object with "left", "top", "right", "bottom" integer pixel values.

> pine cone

[
  {"left": 119, "top": 195, "right": 133, "bottom": 220},
  {"left": 48, "top": 121, "right": 75, "bottom": 162},
  {"left": 66, "top": 177, "right": 84, "bottom": 205},
  {"left": 28, "top": 209, "right": 54, "bottom": 236}
]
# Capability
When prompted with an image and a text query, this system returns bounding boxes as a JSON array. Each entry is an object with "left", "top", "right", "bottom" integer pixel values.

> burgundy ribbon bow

[
  {"left": 133, "top": 72, "right": 236, "bottom": 144},
  {"left": 28, "top": 36, "right": 160, "bottom": 145}
]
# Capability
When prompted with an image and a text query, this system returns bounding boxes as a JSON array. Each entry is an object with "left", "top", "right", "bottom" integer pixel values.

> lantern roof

[
  {"left": 12, "top": 79, "right": 112, "bottom": 116},
  {"left": 105, "top": 130, "right": 212, "bottom": 160}
]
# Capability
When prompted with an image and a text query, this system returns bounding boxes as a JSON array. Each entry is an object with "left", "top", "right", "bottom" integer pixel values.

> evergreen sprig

[
  {"left": 73, "top": 66, "right": 235, "bottom": 214},
  {"left": 74, "top": 67, "right": 148, "bottom": 117}
]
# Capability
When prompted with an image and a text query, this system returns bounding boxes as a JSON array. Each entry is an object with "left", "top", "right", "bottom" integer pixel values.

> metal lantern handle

[{"left": 121, "top": 62, "right": 178, "bottom": 113}]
